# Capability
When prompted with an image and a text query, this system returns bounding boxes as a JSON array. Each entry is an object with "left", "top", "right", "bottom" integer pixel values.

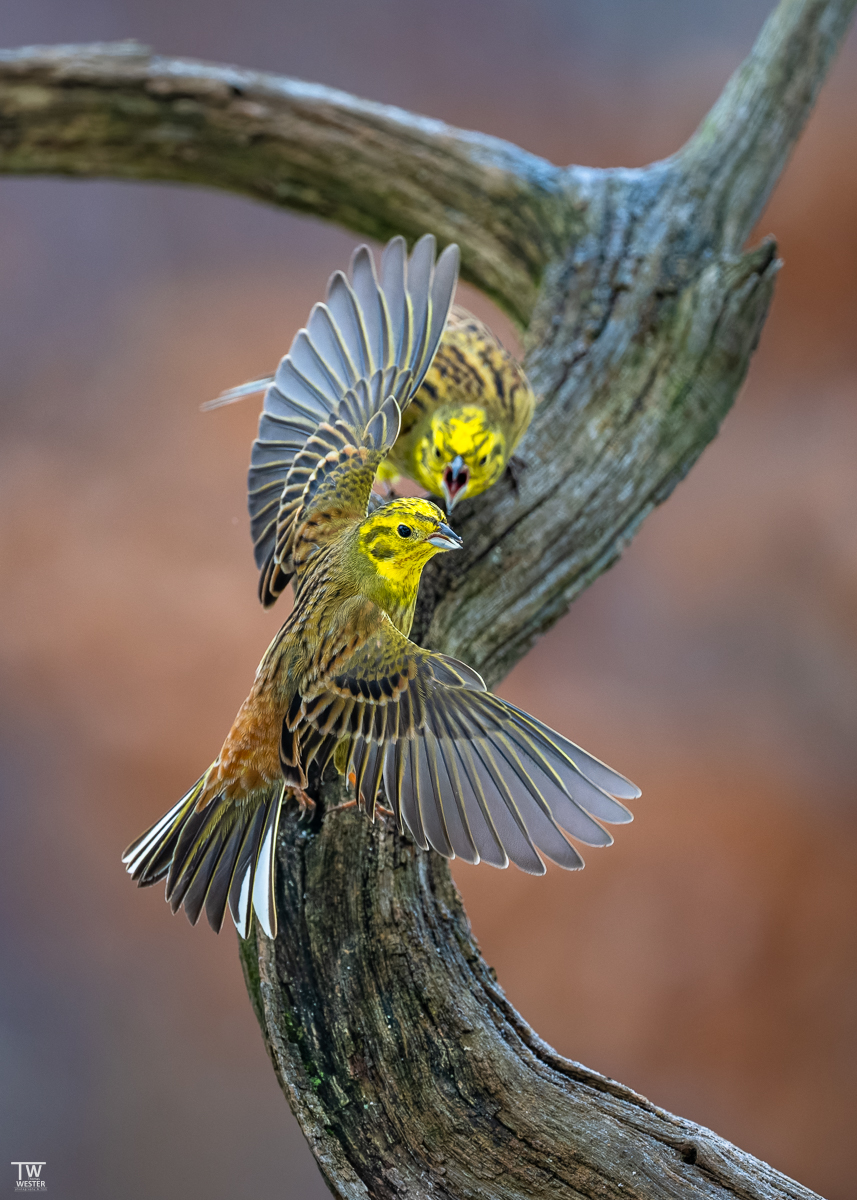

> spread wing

[
  {"left": 261, "top": 380, "right": 406, "bottom": 602},
  {"left": 247, "top": 235, "right": 459, "bottom": 606},
  {"left": 289, "top": 620, "right": 640, "bottom": 874}
]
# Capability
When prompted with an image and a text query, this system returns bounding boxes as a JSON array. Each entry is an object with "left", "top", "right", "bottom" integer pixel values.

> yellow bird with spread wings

[{"left": 124, "top": 235, "right": 638, "bottom": 940}]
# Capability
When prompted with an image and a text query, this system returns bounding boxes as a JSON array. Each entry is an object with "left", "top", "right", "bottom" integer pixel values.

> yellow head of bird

[
  {"left": 418, "top": 406, "right": 507, "bottom": 509},
  {"left": 357, "top": 498, "right": 462, "bottom": 587}
]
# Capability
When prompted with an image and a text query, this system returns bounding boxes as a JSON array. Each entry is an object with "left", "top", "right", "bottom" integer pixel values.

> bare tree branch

[
  {"left": 239, "top": 797, "right": 824, "bottom": 1200},
  {"left": 424, "top": 0, "right": 856, "bottom": 684},
  {"left": 3, "top": 0, "right": 853, "bottom": 1195},
  {"left": 0, "top": 39, "right": 576, "bottom": 323}
]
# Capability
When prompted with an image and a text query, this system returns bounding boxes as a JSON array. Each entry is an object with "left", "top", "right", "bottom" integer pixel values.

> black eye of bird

[
  {"left": 397, "top": 524, "right": 412, "bottom": 538},
  {"left": 479, "top": 455, "right": 488, "bottom": 466},
  {"left": 434, "top": 446, "right": 442, "bottom": 459}
]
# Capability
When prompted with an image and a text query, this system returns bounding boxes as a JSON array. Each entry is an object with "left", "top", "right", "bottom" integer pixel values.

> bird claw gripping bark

[
  {"left": 291, "top": 787, "right": 316, "bottom": 822},
  {"left": 327, "top": 795, "right": 396, "bottom": 821},
  {"left": 506, "top": 454, "right": 526, "bottom": 495}
]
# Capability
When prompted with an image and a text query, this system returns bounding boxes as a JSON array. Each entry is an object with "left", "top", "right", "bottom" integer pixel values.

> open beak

[
  {"left": 442, "top": 456, "right": 470, "bottom": 510},
  {"left": 427, "top": 521, "right": 463, "bottom": 550}
]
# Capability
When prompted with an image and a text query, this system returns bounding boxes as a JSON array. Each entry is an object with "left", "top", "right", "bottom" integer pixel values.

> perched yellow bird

[
  {"left": 124, "top": 235, "right": 638, "bottom": 940},
  {"left": 375, "top": 305, "right": 536, "bottom": 508},
  {"left": 207, "top": 301, "right": 536, "bottom": 513}
]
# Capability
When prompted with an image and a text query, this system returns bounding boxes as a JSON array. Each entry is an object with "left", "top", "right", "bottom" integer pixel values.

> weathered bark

[
  {"left": 0, "top": 39, "right": 574, "bottom": 324},
  {"left": 3, "top": 0, "right": 852, "bottom": 1195},
  {"left": 240, "top": 792, "right": 823, "bottom": 1200}
]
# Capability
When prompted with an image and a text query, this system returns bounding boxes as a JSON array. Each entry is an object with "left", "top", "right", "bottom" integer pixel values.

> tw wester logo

[{"left": 10, "top": 1163, "right": 46, "bottom": 1191}]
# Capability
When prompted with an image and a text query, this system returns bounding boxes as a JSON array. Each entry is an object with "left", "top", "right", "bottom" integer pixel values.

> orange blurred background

[{"left": 1, "top": 3, "right": 855, "bottom": 1198}]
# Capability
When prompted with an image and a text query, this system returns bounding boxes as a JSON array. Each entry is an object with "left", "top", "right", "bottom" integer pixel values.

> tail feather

[
  {"left": 251, "top": 799, "right": 282, "bottom": 939},
  {"left": 227, "top": 803, "right": 269, "bottom": 938},
  {"left": 204, "top": 818, "right": 250, "bottom": 933},
  {"left": 181, "top": 827, "right": 231, "bottom": 927},
  {"left": 122, "top": 781, "right": 204, "bottom": 885},
  {"left": 166, "top": 799, "right": 226, "bottom": 909},
  {"left": 122, "top": 778, "right": 284, "bottom": 939}
]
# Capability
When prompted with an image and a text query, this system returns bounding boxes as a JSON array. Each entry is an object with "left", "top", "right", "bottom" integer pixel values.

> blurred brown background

[{"left": 1, "top": 2, "right": 855, "bottom": 1198}]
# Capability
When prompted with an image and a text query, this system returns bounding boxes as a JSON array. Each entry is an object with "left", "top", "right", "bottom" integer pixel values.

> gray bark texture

[{"left": 2, "top": 1, "right": 852, "bottom": 1195}]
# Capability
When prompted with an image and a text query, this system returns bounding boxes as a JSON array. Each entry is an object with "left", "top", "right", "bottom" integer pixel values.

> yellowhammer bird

[
  {"left": 375, "top": 305, "right": 536, "bottom": 508},
  {"left": 206, "top": 297, "right": 536, "bottom": 513},
  {"left": 124, "top": 235, "right": 638, "bottom": 941}
]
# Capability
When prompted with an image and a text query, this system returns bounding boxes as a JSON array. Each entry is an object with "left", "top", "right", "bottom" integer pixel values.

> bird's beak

[
  {"left": 427, "top": 521, "right": 463, "bottom": 550},
  {"left": 442, "top": 456, "right": 470, "bottom": 510}
]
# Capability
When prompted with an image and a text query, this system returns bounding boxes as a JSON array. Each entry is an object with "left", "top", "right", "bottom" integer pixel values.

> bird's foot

[
  {"left": 327, "top": 797, "right": 358, "bottom": 814},
  {"left": 506, "top": 455, "right": 526, "bottom": 495},
  {"left": 327, "top": 794, "right": 395, "bottom": 821},
  {"left": 289, "top": 787, "right": 316, "bottom": 822}
]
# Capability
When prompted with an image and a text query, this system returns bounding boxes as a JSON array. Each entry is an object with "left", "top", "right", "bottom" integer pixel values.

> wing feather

[
  {"left": 424, "top": 736, "right": 477, "bottom": 863},
  {"left": 490, "top": 728, "right": 614, "bottom": 846},
  {"left": 478, "top": 739, "right": 583, "bottom": 871},
  {"left": 271, "top": 357, "right": 337, "bottom": 416},
  {"left": 380, "top": 237, "right": 409, "bottom": 362},
  {"left": 326, "top": 273, "right": 373, "bottom": 380},
  {"left": 464, "top": 738, "right": 545, "bottom": 874},
  {"left": 503, "top": 701, "right": 641, "bottom": 802},
  {"left": 245, "top": 236, "right": 459, "bottom": 604},
  {"left": 305, "top": 300, "right": 361, "bottom": 388},
  {"left": 350, "top": 245, "right": 392, "bottom": 370},
  {"left": 449, "top": 738, "right": 509, "bottom": 869},
  {"left": 286, "top": 328, "right": 347, "bottom": 405},
  {"left": 400, "top": 740, "right": 429, "bottom": 852},
  {"left": 305, "top": 615, "right": 639, "bottom": 875},
  {"left": 353, "top": 738, "right": 385, "bottom": 816},
  {"left": 403, "top": 235, "right": 434, "bottom": 380},
  {"left": 416, "top": 737, "right": 454, "bottom": 858},
  {"left": 433, "top": 713, "right": 499, "bottom": 866}
]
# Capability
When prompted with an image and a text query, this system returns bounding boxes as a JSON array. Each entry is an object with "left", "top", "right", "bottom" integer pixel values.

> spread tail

[{"left": 122, "top": 778, "right": 284, "bottom": 939}]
